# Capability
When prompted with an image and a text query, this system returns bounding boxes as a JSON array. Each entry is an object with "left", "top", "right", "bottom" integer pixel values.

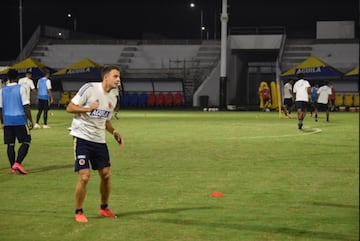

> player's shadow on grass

[
  {"left": 309, "top": 201, "right": 358, "bottom": 209},
  {"left": 155, "top": 218, "right": 355, "bottom": 241},
  {"left": 29, "top": 164, "right": 74, "bottom": 173},
  {"left": 116, "top": 206, "right": 218, "bottom": 218}
]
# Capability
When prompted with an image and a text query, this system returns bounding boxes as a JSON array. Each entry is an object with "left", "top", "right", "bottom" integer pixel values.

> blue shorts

[
  {"left": 3, "top": 125, "right": 31, "bottom": 144},
  {"left": 73, "top": 137, "right": 111, "bottom": 172}
]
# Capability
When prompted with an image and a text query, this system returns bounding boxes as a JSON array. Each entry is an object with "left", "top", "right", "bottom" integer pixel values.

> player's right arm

[
  {"left": 66, "top": 84, "right": 99, "bottom": 113},
  {"left": 66, "top": 101, "right": 98, "bottom": 113}
]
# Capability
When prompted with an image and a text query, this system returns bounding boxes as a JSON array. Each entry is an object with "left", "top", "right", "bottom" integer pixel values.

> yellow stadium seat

[
  {"left": 353, "top": 93, "right": 359, "bottom": 107},
  {"left": 334, "top": 93, "right": 344, "bottom": 107},
  {"left": 343, "top": 93, "right": 353, "bottom": 107},
  {"left": 59, "top": 91, "right": 70, "bottom": 106}
]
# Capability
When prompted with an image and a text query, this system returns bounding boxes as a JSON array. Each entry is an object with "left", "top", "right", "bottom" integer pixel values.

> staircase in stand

[
  {"left": 183, "top": 40, "right": 220, "bottom": 105},
  {"left": 117, "top": 46, "right": 138, "bottom": 71},
  {"left": 281, "top": 39, "right": 314, "bottom": 72}
]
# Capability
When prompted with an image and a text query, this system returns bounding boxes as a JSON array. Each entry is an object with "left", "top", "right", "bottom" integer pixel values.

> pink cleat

[
  {"left": 12, "top": 162, "right": 28, "bottom": 174},
  {"left": 98, "top": 208, "right": 117, "bottom": 218},
  {"left": 75, "top": 213, "right": 88, "bottom": 223}
]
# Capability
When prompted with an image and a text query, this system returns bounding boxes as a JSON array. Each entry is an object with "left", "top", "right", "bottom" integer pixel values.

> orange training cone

[{"left": 211, "top": 191, "right": 224, "bottom": 198}]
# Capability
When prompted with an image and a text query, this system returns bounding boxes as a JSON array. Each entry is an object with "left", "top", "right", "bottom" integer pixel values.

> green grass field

[{"left": 0, "top": 109, "right": 358, "bottom": 241}]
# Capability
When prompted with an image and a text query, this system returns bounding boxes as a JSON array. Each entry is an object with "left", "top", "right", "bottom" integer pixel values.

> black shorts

[
  {"left": 295, "top": 101, "right": 308, "bottom": 111},
  {"left": 73, "top": 137, "right": 111, "bottom": 172},
  {"left": 284, "top": 98, "right": 293, "bottom": 108},
  {"left": 317, "top": 103, "right": 329, "bottom": 112},
  {"left": 3, "top": 125, "right": 31, "bottom": 144}
]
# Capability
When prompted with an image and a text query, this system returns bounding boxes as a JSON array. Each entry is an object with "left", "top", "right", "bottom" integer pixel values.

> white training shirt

[
  {"left": 283, "top": 82, "right": 293, "bottom": 99},
  {"left": 69, "top": 82, "right": 117, "bottom": 143},
  {"left": 317, "top": 85, "right": 332, "bottom": 104},
  {"left": 18, "top": 77, "right": 35, "bottom": 100},
  {"left": 293, "top": 79, "right": 311, "bottom": 102},
  {"left": 110, "top": 87, "right": 119, "bottom": 96}
]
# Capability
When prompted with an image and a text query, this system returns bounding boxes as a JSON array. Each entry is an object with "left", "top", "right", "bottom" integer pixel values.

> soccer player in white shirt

[
  {"left": 18, "top": 70, "right": 37, "bottom": 103},
  {"left": 293, "top": 73, "right": 311, "bottom": 129},
  {"left": 283, "top": 79, "right": 294, "bottom": 118},
  {"left": 315, "top": 80, "right": 332, "bottom": 122},
  {"left": 66, "top": 65, "right": 124, "bottom": 223}
]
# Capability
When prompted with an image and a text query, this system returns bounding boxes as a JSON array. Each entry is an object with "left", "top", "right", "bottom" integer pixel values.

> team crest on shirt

[{"left": 108, "top": 102, "right": 113, "bottom": 109}]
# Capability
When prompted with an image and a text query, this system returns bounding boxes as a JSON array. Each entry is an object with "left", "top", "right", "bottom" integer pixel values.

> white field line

[{"left": 224, "top": 127, "right": 322, "bottom": 140}]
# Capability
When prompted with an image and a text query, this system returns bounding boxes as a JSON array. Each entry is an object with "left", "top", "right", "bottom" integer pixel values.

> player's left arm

[
  {"left": 47, "top": 79, "right": 54, "bottom": 104},
  {"left": 106, "top": 119, "right": 124, "bottom": 147},
  {"left": 48, "top": 89, "right": 54, "bottom": 104}
]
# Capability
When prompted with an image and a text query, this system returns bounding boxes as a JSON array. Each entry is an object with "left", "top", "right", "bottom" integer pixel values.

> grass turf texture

[{"left": 0, "top": 109, "right": 358, "bottom": 241}]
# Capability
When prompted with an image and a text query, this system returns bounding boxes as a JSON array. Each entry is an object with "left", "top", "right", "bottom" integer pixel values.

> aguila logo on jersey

[{"left": 90, "top": 109, "right": 110, "bottom": 118}]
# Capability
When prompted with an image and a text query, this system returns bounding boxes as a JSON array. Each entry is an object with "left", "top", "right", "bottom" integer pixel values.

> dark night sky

[{"left": 1, "top": 0, "right": 359, "bottom": 61}]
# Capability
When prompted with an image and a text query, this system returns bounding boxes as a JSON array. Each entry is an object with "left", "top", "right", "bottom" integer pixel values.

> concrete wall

[
  {"left": 230, "top": 35, "right": 283, "bottom": 49},
  {"left": 193, "top": 62, "right": 220, "bottom": 107},
  {"left": 312, "top": 43, "right": 359, "bottom": 72},
  {"left": 316, "top": 21, "right": 355, "bottom": 39}
]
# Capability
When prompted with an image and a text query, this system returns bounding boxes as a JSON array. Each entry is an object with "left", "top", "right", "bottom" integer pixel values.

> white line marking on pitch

[{"left": 229, "top": 127, "right": 322, "bottom": 140}]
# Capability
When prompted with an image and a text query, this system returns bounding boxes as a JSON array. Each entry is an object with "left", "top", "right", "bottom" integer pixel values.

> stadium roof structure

[
  {"left": 281, "top": 56, "right": 343, "bottom": 80},
  {"left": 0, "top": 57, "right": 55, "bottom": 79},
  {"left": 52, "top": 58, "right": 102, "bottom": 80},
  {"left": 344, "top": 66, "right": 359, "bottom": 80},
  {"left": 51, "top": 58, "right": 103, "bottom": 91}
]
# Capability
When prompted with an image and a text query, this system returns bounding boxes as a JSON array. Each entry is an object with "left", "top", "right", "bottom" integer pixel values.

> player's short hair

[
  {"left": 42, "top": 69, "right": 50, "bottom": 76},
  {"left": 7, "top": 69, "right": 19, "bottom": 81},
  {"left": 297, "top": 73, "right": 304, "bottom": 79},
  {"left": 102, "top": 65, "right": 120, "bottom": 77}
]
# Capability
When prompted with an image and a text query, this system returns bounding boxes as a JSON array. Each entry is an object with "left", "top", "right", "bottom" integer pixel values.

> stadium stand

[
  {"left": 29, "top": 27, "right": 220, "bottom": 106},
  {"left": 7, "top": 25, "right": 357, "bottom": 108}
]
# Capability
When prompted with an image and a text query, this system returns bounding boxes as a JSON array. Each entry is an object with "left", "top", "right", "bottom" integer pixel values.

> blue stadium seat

[
  {"left": 120, "top": 92, "right": 130, "bottom": 107},
  {"left": 130, "top": 93, "right": 139, "bottom": 107},
  {"left": 139, "top": 92, "right": 148, "bottom": 107}
]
